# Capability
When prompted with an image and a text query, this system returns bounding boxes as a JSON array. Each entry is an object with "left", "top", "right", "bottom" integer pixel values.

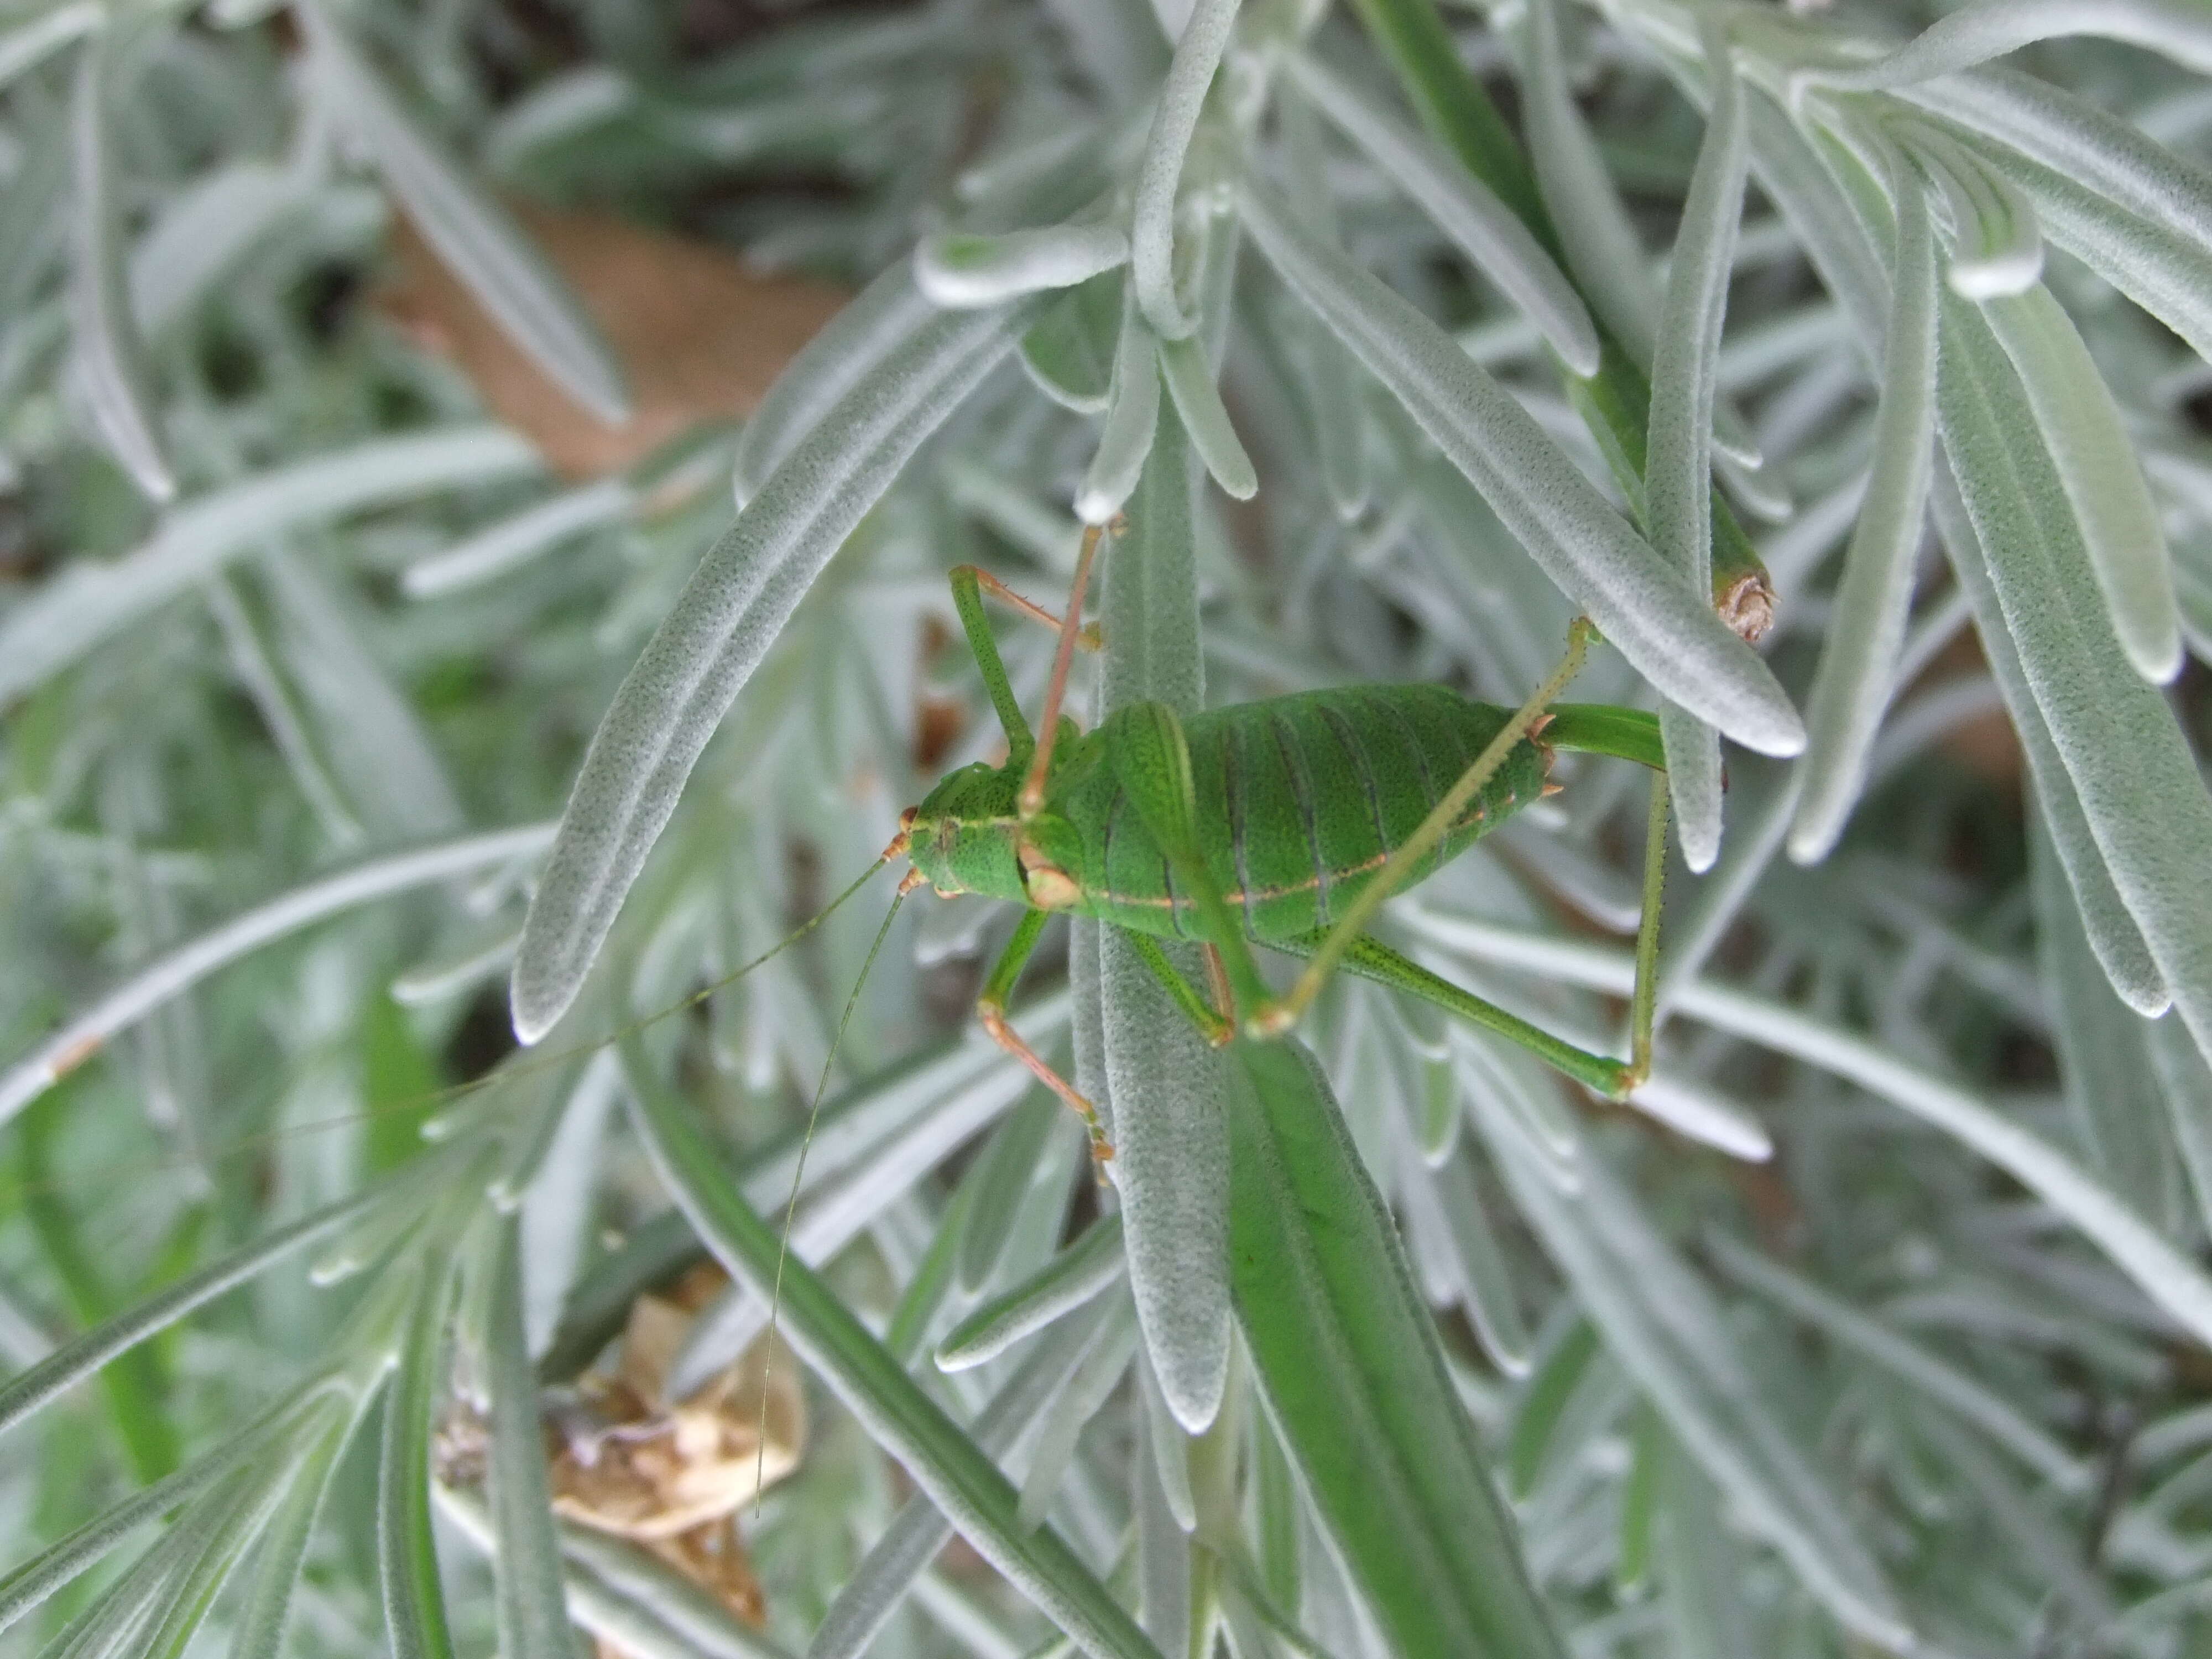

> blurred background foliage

[{"left": 2, "top": 1, "right": 2212, "bottom": 1657}]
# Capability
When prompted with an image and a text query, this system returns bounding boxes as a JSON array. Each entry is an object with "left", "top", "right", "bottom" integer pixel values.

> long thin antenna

[
  {"left": 0, "top": 850, "right": 908, "bottom": 1212},
  {"left": 753, "top": 877, "right": 912, "bottom": 1512}
]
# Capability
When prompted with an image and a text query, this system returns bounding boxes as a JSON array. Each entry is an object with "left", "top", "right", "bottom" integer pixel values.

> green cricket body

[{"left": 904, "top": 684, "right": 1549, "bottom": 944}]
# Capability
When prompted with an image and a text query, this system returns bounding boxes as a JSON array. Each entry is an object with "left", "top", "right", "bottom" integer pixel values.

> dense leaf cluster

[{"left": 2, "top": 2, "right": 2211, "bottom": 1658}]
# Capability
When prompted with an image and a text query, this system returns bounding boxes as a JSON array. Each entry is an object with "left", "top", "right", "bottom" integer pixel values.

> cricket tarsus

[{"left": 904, "top": 523, "right": 1673, "bottom": 1108}]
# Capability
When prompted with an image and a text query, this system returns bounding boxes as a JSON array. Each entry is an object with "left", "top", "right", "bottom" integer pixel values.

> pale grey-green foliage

[{"left": 2, "top": 2, "right": 2212, "bottom": 1658}]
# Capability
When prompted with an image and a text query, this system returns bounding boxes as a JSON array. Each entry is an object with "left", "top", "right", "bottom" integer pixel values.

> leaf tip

[{"left": 507, "top": 946, "right": 570, "bottom": 1047}]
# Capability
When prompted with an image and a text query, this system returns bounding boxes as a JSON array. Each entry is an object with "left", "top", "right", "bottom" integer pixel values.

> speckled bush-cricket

[{"left": 876, "top": 518, "right": 1673, "bottom": 1162}]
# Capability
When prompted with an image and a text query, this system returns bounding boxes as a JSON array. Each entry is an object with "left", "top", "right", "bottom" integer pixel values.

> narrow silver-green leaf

[
  {"left": 1645, "top": 21, "right": 1746, "bottom": 873},
  {"left": 1407, "top": 1140, "right": 1531, "bottom": 1376},
  {"left": 663, "top": 1029, "right": 1044, "bottom": 1399},
  {"left": 1512, "top": 0, "right": 1760, "bottom": 462},
  {"left": 1899, "top": 120, "right": 2044, "bottom": 299},
  {"left": 404, "top": 478, "right": 634, "bottom": 599},
  {"left": 2147, "top": 1014, "right": 2212, "bottom": 1237},
  {"left": 1154, "top": 334, "right": 1256, "bottom": 501},
  {"left": 1099, "top": 406, "right": 1232, "bottom": 1436},
  {"left": 938, "top": 1214, "right": 1126, "bottom": 1373},
  {"left": 1936, "top": 296, "right": 2212, "bottom": 1058},
  {"left": 436, "top": 1483, "right": 796, "bottom": 1659},
  {"left": 1624, "top": 1074, "right": 1772, "bottom": 1162},
  {"left": 0, "top": 1386, "right": 332, "bottom": 1636},
  {"left": 129, "top": 161, "right": 311, "bottom": 341},
  {"left": 1655, "top": 1432, "right": 1752, "bottom": 1659},
  {"left": 1474, "top": 1099, "right": 1910, "bottom": 1650},
  {"left": 1704, "top": 1231, "right": 2090, "bottom": 1494},
  {"left": 67, "top": 34, "right": 175, "bottom": 502},
  {"left": 236, "top": 1407, "right": 359, "bottom": 1659},
  {"left": 1928, "top": 461, "right": 2168, "bottom": 1014},
  {"left": 486, "top": 1216, "right": 586, "bottom": 1659},
  {"left": 206, "top": 574, "right": 364, "bottom": 848},
  {"left": 817, "top": 1301, "right": 1120, "bottom": 1659},
  {"left": 1236, "top": 179, "right": 1804, "bottom": 758},
  {"left": 730, "top": 264, "right": 938, "bottom": 503},
  {"left": 2032, "top": 823, "right": 2188, "bottom": 1235},
  {"left": 1227, "top": 1040, "right": 1566, "bottom": 1659},
  {"left": 1131, "top": 1401, "right": 1189, "bottom": 1653},
  {"left": 262, "top": 549, "right": 465, "bottom": 839},
  {"left": 1077, "top": 298, "right": 1162, "bottom": 525},
  {"left": 620, "top": 1038, "right": 1164, "bottom": 1659},
  {"left": 1517, "top": 0, "right": 1655, "bottom": 364},
  {"left": 1983, "top": 285, "right": 2182, "bottom": 682},
  {"left": 1277, "top": 77, "right": 1369, "bottom": 521},
  {"left": 0, "top": 824, "right": 555, "bottom": 1123},
  {"left": 1790, "top": 180, "right": 1939, "bottom": 864},
  {"left": 133, "top": 1449, "right": 301, "bottom": 1659},
  {"left": 0, "top": 1185, "right": 387, "bottom": 1443},
  {"left": 1900, "top": 66, "right": 2212, "bottom": 237},
  {"left": 1021, "top": 269, "right": 1123, "bottom": 414},
  {"left": 1506, "top": 1319, "right": 1597, "bottom": 1500},
  {"left": 1794, "top": 0, "right": 2212, "bottom": 98},
  {"left": 0, "top": 2, "right": 98, "bottom": 90},
  {"left": 1130, "top": 0, "right": 1235, "bottom": 340},
  {"left": 510, "top": 300, "right": 1030, "bottom": 1042},
  {"left": 1941, "top": 113, "right": 2212, "bottom": 365},
  {"left": 46, "top": 1469, "right": 257, "bottom": 1659},
  {"left": 916, "top": 223, "right": 1131, "bottom": 309},
  {"left": 1016, "top": 1298, "right": 1138, "bottom": 1532},
  {"left": 1286, "top": 51, "right": 1599, "bottom": 377},
  {"left": 0, "top": 427, "right": 538, "bottom": 704},
  {"left": 958, "top": 1092, "right": 1065, "bottom": 1293},
  {"left": 1421, "top": 916, "right": 2212, "bottom": 1348},
  {"left": 298, "top": 0, "right": 629, "bottom": 423},
  {"left": 380, "top": 1265, "right": 460, "bottom": 1659}
]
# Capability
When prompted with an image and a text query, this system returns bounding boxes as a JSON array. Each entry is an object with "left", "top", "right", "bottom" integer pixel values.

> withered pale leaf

[{"left": 378, "top": 202, "right": 848, "bottom": 478}]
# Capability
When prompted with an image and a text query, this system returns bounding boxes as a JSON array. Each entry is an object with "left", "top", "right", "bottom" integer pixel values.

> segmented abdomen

[{"left": 1071, "top": 684, "right": 1547, "bottom": 943}]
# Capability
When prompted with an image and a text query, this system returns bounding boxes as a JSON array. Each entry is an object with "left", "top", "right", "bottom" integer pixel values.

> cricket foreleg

[
  {"left": 977, "top": 909, "right": 1114, "bottom": 1164},
  {"left": 949, "top": 565, "right": 1036, "bottom": 769},
  {"left": 954, "top": 565, "right": 1103, "bottom": 649},
  {"left": 1020, "top": 522, "right": 1108, "bottom": 819}
]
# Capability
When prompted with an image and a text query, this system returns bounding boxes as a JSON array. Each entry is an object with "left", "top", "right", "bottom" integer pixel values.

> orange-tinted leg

[
  {"left": 978, "top": 909, "right": 1114, "bottom": 1164},
  {"left": 1019, "top": 523, "right": 1107, "bottom": 819},
  {"left": 957, "top": 565, "right": 1103, "bottom": 650}
]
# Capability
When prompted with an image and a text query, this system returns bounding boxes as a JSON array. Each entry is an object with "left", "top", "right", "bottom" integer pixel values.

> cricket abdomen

[{"left": 1060, "top": 684, "right": 1547, "bottom": 943}]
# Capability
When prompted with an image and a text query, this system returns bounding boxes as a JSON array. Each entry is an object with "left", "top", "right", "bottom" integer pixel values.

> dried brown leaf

[{"left": 377, "top": 201, "right": 848, "bottom": 478}]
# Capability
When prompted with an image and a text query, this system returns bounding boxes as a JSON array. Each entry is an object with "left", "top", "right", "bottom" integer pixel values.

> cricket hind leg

[
  {"left": 1280, "top": 764, "right": 1674, "bottom": 1100},
  {"left": 976, "top": 907, "right": 1115, "bottom": 1164},
  {"left": 1312, "top": 932, "right": 1639, "bottom": 1100}
]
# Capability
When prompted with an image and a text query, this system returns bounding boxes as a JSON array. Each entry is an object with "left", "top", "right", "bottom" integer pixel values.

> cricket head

[
  {"left": 901, "top": 747, "right": 1088, "bottom": 911},
  {"left": 902, "top": 760, "right": 1028, "bottom": 905}
]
